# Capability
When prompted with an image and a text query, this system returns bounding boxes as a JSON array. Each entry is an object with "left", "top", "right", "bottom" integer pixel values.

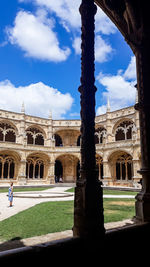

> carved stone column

[
  {"left": 135, "top": 40, "right": 150, "bottom": 221},
  {"left": 73, "top": 0, "right": 105, "bottom": 239}
]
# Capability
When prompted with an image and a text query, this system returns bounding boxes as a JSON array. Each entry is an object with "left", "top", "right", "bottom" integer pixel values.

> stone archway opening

[
  {"left": 55, "top": 155, "right": 80, "bottom": 183},
  {"left": 108, "top": 151, "right": 133, "bottom": 186},
  {"left": 55, "top": 160, "right": 63, "bottom": 183}
]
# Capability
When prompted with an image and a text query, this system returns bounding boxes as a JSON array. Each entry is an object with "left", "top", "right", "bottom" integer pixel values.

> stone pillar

[
  {"left": 18, "top": 159, "right": 26, "bottom": 185},
  {"left": 132, "top": 159, "right": 141, "bottom": 186},
  {"left": 49, "top": 161, "right": 55, "bottom": 184},
  {"left": 103, "top": 160, "right": 111, "bottom": 186},
  {"left": 135, "top": 40, "right": 150, "bottom": 221},
  {"left": 73, "top": 0, "right": 105, "bottom": 239}
]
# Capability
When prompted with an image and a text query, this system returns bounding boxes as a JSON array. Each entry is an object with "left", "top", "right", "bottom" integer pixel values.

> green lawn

[
  {"left": 0, "top": 198, "right": 135, "bottom": 242},
  {"left": 0, "top": 187, "right": 52, "bottom": 193},
  {"left": 67, "top": 187, "right": 138, "bottom": 196}
]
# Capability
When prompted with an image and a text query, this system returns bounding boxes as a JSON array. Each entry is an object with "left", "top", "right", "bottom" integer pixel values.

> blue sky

[{"left": 0, "top": 0, "right": 136, "bottom": 119}]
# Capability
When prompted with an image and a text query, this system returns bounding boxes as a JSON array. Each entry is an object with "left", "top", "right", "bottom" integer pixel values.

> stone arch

[
  {"left": 112, "top": 119, "right": 135, "bottom": 141},
  {"left": 0, "top": 120, "right": 17, "bottom": 143},
  {"left": 112, "top": 118, "right": 134, "bottom": 135},
  {"left": 26, "top": 124, "right": 46, "bottom": 137},
  {"left": 26, "top": 125, "right": 45, "bottom": 146},
  {"left": 108, "top": 150, "right": 133, "bottom": 182},
  {"left": 0, "top": 150, "right": 21, "bottom": 180},
  {"left": 0, "top": 119, "right": 18, "bottom": 133},
  {"left": 54, "top": 129, "right": 80, "bottom": 147},
  {"left": 55, "top": 154, "right": 80, "bottom": 182},
  {"left": 26, "top": 152, "right": 50, "bottom": 180},
  {"left": 95, "top": 127, "right": 107, "bottom": 144}
]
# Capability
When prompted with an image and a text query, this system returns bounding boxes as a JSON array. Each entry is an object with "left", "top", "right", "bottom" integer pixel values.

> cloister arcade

[
  {"left": 1, "top": 0, "right": 150, "bottom": 261},
  {"left": 0, "top": 108, "right": 141, "bottom": 186}
]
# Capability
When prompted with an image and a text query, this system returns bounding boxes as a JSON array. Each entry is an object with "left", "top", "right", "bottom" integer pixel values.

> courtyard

[{"left": 0, "top": 185, "right": 137, "bottom": 252}]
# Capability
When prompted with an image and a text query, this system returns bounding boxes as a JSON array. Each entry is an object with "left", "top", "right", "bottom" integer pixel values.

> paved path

[{"left": 0, "top": 187, "right": 74, "bottom": 221}]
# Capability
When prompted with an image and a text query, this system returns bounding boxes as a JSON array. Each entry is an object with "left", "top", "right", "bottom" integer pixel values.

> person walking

[{"left": 8, "top": 182, "right": 13, "bottom": 207}]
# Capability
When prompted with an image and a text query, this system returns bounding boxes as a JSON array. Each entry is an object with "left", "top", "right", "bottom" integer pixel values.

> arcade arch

[
  {"left": 26, "top": 153, "right": 49, "bottom": 180},
  {"left": 54, "top": 130, "right": 80, "bottom": 147},
  {"left": 0, "top": 151, "right": 20, "bottom": 180},
  {"left": 26, "top": 126, "right": 45, "bottom": 146},
  {"left": 108, "top": 151, "right": 133, "bottom": 182},
  {"left": 55, "top": 154, "right": 80, "bottom": 182},
  {"left": 0, "top": 121, "right": 17, "bottom": 143},
  {"left": 114, "top": 120, "right": 135, "bottom": 141},
  {"left": 95, "top": 127, "right": 106, "bottom": 144}
]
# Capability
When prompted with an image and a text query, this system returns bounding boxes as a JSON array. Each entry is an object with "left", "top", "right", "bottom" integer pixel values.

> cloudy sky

[{"left": 0, "top": 0, "right": 136, "bottom": 119}]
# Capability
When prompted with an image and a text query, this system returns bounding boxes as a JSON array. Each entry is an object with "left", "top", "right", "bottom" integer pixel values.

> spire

[
  {"left": 21, "top": 102, "right": 25, "bottom": 114},
  {"left": 49, "top": 110, "right": 52, "bottom": 119},
  {"left": 106, "top": 97, "right": 110, "bottom": 112}
]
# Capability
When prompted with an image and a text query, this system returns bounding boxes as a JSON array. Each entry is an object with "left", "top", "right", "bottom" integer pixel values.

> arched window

[
  {"left": 95, "top": 127, "right": 106, "bottom": 144},
  {"left": 26, "top": 157, "right": 44, "bottom": 179},
  {"left": 35, "top": 134, "right": 44, "bottom": 145},
  {"left": 54, "top": 134, "right": 63, "bottom": 146},
  {"left": 0, "top": 123, "right": 16, "bottom": 143},
  {"left": 116, "top": 154, "right": 133, "bottom": 180},
  {"left": 115, "top": 121, "right": 134, "bottom": 141},
  {"left": 27, "top": 133, "right": 33, "bottom": 145},
  {"left": 5, "top": 130, "right": 16, "bottom": 142},
  {"left": 0, "top": 155, "right": 15, "bottom": 179},
  {"left": 26, "top": 127, "right": 44, "bottom": 146}
]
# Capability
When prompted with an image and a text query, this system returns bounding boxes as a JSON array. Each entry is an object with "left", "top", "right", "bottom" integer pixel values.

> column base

[
  {"left": 73, "top": 179, "right": 105, "bottom": 239},
  {"left": 18, "top": 175, "right": 27, "bottom": 185},
  {"left": 135, "top": 192, "right": 150, "bottom": 222}
]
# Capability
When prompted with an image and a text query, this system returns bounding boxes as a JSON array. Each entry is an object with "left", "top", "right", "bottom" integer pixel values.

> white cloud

[
  {"left": 95, "top": 35, "right": 112, "bottom": 63},
  {"left": 72, "top": 37, "right": 81, "bottom": 55},
  {"left": 96, "top": 56, "right": 137, "bottom": 115},
  {"left": 73, "top": 35, "right": 112, "bottom": 63},
  {"left": 30, "top": 0, "right": 116, "bottom": 34},
  {"left": 95, "top": 8, "right": 116, "bottom": 35},
  {"left": 124, "top": 56, "right": 136, "bottom": 80},
  {"left": 6, "top": 10, "right": 70, "bottom": 62},
  {"left": 0, "top": 80, "right": 74, "bottom": 119},
  {"left": 18, "top": 0, "right": 116, "bottom": 62}
]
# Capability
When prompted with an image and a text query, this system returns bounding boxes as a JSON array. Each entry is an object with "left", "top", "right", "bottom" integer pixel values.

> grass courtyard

[{"left": 0, "top": 188, "right": 137, "bottom": 242}]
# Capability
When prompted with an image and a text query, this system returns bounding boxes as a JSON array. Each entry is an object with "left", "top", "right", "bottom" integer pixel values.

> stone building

[{"left": 0, "top": 101, "right": 141, "bottom": 187}]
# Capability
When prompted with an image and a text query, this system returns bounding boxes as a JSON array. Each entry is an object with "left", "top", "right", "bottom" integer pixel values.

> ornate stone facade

[{"left": 0, "top": 104, "right": 141, "bottom": 187}]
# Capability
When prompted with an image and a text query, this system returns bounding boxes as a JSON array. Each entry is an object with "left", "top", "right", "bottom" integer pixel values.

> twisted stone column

[
  {"left": 135, "top": 40, "right": 150, "bottom": 221},
  {"left": 73, "top": 0, "right": 105, "bottom": 239}
]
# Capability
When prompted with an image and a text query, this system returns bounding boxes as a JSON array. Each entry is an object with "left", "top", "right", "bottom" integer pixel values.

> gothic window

[
  {"left": 0, "top": 123, "right": 16, "bottom": 143},
  {"left": 95, "top": 127, "right": 106, "bottom": 144},
  {"left": 116, "top": 154, "right": 133, "bottom": 180},
  {"left": 26, "top": 127, "right": 44, "bottom": 146},
  {"left": 0, "top": 155, "right": 15, "bottom": 179},
  {"left": 26, "top": 157, "right": 44, "bottom": 179},
  {"left": 115, "top": 121, "right": 134, "bottom": 141},
  {"left": 5, "top": 130, "right": 16, "bottom": 142}
]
